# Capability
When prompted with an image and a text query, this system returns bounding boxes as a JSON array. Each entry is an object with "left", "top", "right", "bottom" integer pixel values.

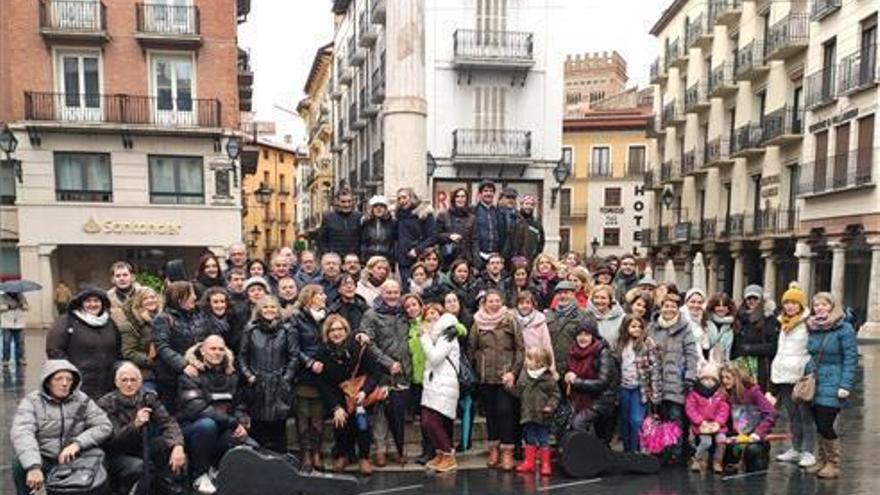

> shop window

[
  {"left": 148, "top": 155, "right": 204, "bottom": 204},
  {"left": 603, "top": 228, "right": 620, "bottom": 247},
  {"left": 54, "top": 152, "right": 112, "bottom": 202}
]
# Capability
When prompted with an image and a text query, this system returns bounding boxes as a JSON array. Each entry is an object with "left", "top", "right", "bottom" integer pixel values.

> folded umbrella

[{"left": 0, "top": 280, "right": 42, "bottom": 293}]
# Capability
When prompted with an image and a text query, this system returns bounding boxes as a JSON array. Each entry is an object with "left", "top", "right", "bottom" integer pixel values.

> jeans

[
  {"left": 776, "top": 383, "right": 816, "bottom": 452},
  {"left": 480, "top": 384, "right": 519, "bottom": 445},
  {"left": 618, "top": 387, "right": 647, "bottom": 452},
  {"left": 183, "top": 417, "right": 252, "bottom": 477},
  {"left": 2, "top": 328, "right": 24, "bottom": 363},
  {"left": 421, "top": 407, "right": 453, "bottom": 453},
  {"left": 458, "top": 393, "right": 475, "bottom": 449},
  {"left": 813, "top": 405, "right": 840, "bottom": 440},
  {"left": 522, "top": 423, "right": 550, "bottom": 447},
  {"left": 693, "top": 433, "right": 727, "bottom": 462}
]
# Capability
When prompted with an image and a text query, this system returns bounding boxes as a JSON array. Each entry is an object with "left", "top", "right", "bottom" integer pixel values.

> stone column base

[{"left": 858, "top": 322, "right": 880, "bottom": 342}]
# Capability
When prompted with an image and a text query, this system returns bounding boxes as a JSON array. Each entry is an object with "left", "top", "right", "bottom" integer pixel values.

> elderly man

[
  {"left": 225, "top": 242, "right": 248, "bottom": 274},
  {"left": 10, "top": 359, "right": 112, "bottom": 495},
  {"left": 342, "top": 253, "right": 363, "bottom": 283},
  {"left": 319, "top": 253, "right": 343, "bottom": 302},
  {"left": 294, "top": 250, "right": 322, "bottom": 289},
  {"left": 98, "top": 362, "right": 186, "bottom": 495},
  {"left": 266, "top": 253, "right": 291, "bottom": 295}
]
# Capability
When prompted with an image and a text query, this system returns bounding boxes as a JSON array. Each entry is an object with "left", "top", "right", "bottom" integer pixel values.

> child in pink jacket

[{"left": 686, "top": 362, "right": 730, "bottom": 473}]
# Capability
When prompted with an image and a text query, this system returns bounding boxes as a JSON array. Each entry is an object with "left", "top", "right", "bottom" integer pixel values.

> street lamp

[
  {"left": 254, "top": 182, "right": 273, "bottom": 205},
  {"left": 551, "top": 158, "right": 571, "bottom": 208},
  {"left": 0, "top": 125, "right": 22, "bottom": 183},
  {"left": 661, "top": 187, "right": 675, "bottom": 209},
  {"left": 225, "top": 136, "right": 241, "bottom": 187},
  {"left": 426, "top": 152, "right": 437, "bottom": 177}
]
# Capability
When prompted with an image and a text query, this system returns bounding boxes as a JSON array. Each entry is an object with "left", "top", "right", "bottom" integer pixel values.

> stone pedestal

[
  {"left": 732, "top": 250, "right": 744, "bottom": 301},
  {"left": 796, "top": 241, "right": 814, "bottom": 297},
  {"left": 859, "top": 243, "right": 880, "bottom": 341},
  {"left": 830, "top": 242, "right": 846, "bottom": 298}
]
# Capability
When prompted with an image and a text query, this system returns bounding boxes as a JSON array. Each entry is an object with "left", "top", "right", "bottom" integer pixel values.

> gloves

[{"left": 442, "top": 325, "right": 458, "bottom": 342}]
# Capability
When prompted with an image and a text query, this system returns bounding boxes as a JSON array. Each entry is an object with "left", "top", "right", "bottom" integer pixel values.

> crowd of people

[{"left": 7, "top": 182, "right": 860, "bottom": 495}]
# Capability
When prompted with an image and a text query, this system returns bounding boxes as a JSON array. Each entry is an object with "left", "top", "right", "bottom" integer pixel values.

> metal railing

[
  {"left": 711, "top": 0, "right": 743, "bottom": 23},
  {"left": 56, "top": 189, "right": 112, "bottom": 202},
  {"left": 453, "top": 29, "right": 534, "bottom": 65},
  {"left": 136, "top": 2, "right": 199, "bottom": 36},
  {"left": 40, "top": 0, "right": 106, "bottom": 32},
  {"left": 627, "top": 159, "right": 646, "bottom": 177},
  {"left": 811, "top": 0, "right": 841, "bottom": 21},
  {"left": 674, "top": 222, "right": 691, "bottom": 242},
  {"left": 745, "top": 207, "right": 798, "bottom": 235},
  {"left": 642, "top": 229, "right": 654, "bottom": 247},
  {"left": 709, "top": 63, "right": 736, "bottom": 95},
  {"left": 650, "top": 58, "right": 667, "bottom": 82},
  {"left": 798, "top": 148, "right": 876, "bottom": 196},
  {"left": 660, "top": 160, "right": 680, "bottom": 182},
  {"left": 762, "top": 106, "right": 803, "bottom": 142},
  {"left": 644, "top": 169, "right": 661, "bottom": 189},
  {"left": 766, "top": 13, "right": 809, "bottom": 58},
  {"left": 371, "top": 58, "right": 385, "bottom": 102},
  {"left": 838, "top": 45, "right": 879, "bottom": 95},
  {"left": 805, "top": 67, "right": 837, "bottom": 108},
  {"left": 658, "top": 225, "right": 672, "bottom": 244},
  {"left": 663, "top": 101, "right": 684, "bottom": 124},
  {"left": 684, "top": 82, "right": 709, "bottom": 112},
  {"left": 371, "top": 147, "right": 384, "bottom": 181},
  {"left": 24, "top": 91, "right": 221, "bottom": 127},
  {"left": 732, "top": 122, "right": 765, "bottom": 154},
  {"left": 735, "top": 40, "right": 767, "bottom": 79},
  {"left": 706, "top": 137, "right": 731, "bottom": 164},
  {"left": 686, "top": 13, "right": 709, "bottom": 48},
  {"left": 666, "top": 38, "right": 684, "bottom": 65},
  {"left": 701, "top": 217, "right": 717, "bottom": 239},
  {"left": 452, "top": 129, "right": 531, "bottom": 159},
  {"left": 682, "top": 148, "right": 704, "bottom": 175}
]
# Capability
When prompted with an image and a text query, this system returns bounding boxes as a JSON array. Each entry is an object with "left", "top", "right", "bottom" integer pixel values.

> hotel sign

[{"left": 82, "top": 217, "right": 182, "bottom": 235}]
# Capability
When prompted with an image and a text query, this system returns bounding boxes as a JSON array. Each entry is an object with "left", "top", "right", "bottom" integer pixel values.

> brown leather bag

[
  {"left": 339, "top": 345, "right": 386, "bottom": 413},
  {"left": 792, "top": 334, "right": 829, "bottom": 403}
]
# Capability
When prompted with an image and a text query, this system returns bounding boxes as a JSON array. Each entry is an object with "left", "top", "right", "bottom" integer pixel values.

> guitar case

[
  {"left": 559, "top": 431, "right": 661, "bottom": 479},
  {"left": 216, "top": 446, "right": 360, "bottom": 495}
]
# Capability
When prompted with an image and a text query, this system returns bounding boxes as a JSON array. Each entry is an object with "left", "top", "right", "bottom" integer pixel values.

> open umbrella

[
  {"left": 692, "top": 252, "right": 706, "bottom": 293},
  {"left": 0, "top": 280, "right": 42, "bottom": 293}
]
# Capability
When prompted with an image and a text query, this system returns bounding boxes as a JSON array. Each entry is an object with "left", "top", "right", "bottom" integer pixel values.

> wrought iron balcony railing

[
  {"left": 805, "top": 67, "right": 837, "bottom": 108},
  {"left": 811, "top": 0, "right": 841, "bottom": 22},
  {"left": 838, "top": 45, "right": 879, "bottom": 95},
  {"left": 136, "top": 2, "right": 199, "bottom": 36},
  {"left": 24, "top": 91, "right": 221, "bottom": 127},
  {"left": 452, "top": 129, "right": 532, "bottom": 160},
  {"left": 40, "top": 0, "right": 106, "bottom": 34},
  {"left": 766, "top": 13, "right": 809, "bottom": 60},
  {"left": 762, "top": 106, "right": 803, "bottom": 144},
  {"left": 453, "top": 30, "right": 535, "bottom": 67},
  {"left": 798, "top": 148, "right": 876, "bottom": 196}
]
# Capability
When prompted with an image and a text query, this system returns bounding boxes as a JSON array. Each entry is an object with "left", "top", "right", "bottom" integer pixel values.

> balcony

[
  {"left": 720, "top": 213, "right": 744, "bottom": 238},
  {"left": 744, "top": 207, "right": 799, "bottom": 236},
  {"left": 731, "top": 122, "right": 765, "bottom": 157},
  {"left": 682, "top": 148, "right": 706, "bottom": 175},
  {"left": 761, "top": 106, "right": 803, "bottom": 145},
  {"left": 371, "top": 56, "right": 386, "bottom": 102},
  {"left": 684, "top": 83, "right": 710, "bottom": 113},
  {"left": 663, "top": 101, "right": 685, "bottom": 127},
  {"left": 358, "top": 10, "right": 378, "bottom": 47},
  {"left": 650, "top": 58, "right": 668, "bottom": 84},
  {"left": 686, "top": 13, "right": 713, "bottom": 51},
  {"left": 805, "top": 67, "right": 836, "bottom": 109},
  {"left": 359, "top": 88, "right": 380, "bottom": 118},
  {"left": 838, "top": 46, "right": 879, "bottom": 96},
  {"left": 39, "top": 0, "right": 108, "bottom": 45},
  {"left": 660, "top": 160, "right": 682, "bottom": 183},
  {"left": 24, "top": 91, "right": 221, "bottom": 128},
  {"left": 451, "top": 129, "right": 532, "bottom": 165},
  {"left": 798, "top": 148, "right": 876, "bottom": 197},
  {"left": 766, "top": 13, "right": 809, "bottom": 61},
  {"left": 644, "top": 169, "right": 663, "bottom": 190},
  {"left": 705, "top": 137, "right": 733, "bottom": 167},
  {"left": 238, "top": 48, "right": 253, "bottom": 112},
  {"left": 667, "top": 38, "right": 687, "bottom": 70},
  {"left": 371, "top": 0, "right": 385, "bottom": 25},
  {"left": 674, "top": 222, "right": 691, "bottom": 243},
  {"left": 348, "top": 37, "right": 366, "bottom": 67},
  {"left": 708, "top": 63, "right": 737, "bottom": 97},
  {"left": 452, "top": 30, "right": 535, "bottom": 70},
  {"left": 734, "top": 40, "right": 769, "bottom": 81},
  {"left": 135, "top": 3, "right": 201, "bottom": 49},
  {"left": 701, "top": 217, "right": 717, "bottom": 240},
  {"left": 811, "top": 0, "right": 840, "bottom": 22},
  {"left": 348, "top": 102, "right": 366, "bottom": 130},
  {"left": 338, "top": 61, "right": 354, "bottom": 86},
  {"left": 711, "top": 0, "right": 743, "bottom": 28},
  {"left": 340, "top": 119, "right": 354, "bottom": 143},
  {"left": 658, "top": 225, "right": 672, "bottom": 244}
]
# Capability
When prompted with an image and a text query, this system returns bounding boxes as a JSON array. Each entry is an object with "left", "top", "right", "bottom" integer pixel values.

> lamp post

[
  {"left": 551, "top": 158, "right": 571, "bottom": 208},
  {"left": 225, "top": 136, "right": 241, "bottom": 187},
  {"left": 254, "top": 182, "right": 273, "bottom": 205},
  {"left": 0, "top": 126, "right": 21, "bottom": 183}
]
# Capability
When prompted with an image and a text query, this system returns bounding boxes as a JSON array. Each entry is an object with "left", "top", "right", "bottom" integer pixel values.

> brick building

[{"left": 564, "top": 51, "right": 629, "bottom": 116}]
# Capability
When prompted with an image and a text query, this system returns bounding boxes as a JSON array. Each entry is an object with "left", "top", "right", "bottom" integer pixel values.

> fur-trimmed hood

[
  {"left": 393, "top": 200, "right": 434, "bottom": 220},
  {"left": 184, "top": 342, "right": 236, "bottom": 375}
]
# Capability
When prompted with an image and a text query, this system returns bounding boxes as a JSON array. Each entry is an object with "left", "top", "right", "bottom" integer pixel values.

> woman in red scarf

[{"left": 564, "top": 319, "right": 617, "bottom": 441}]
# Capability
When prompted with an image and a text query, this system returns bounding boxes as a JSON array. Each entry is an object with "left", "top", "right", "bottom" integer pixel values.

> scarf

[
  {"left": 527, "top": 367, "right": 548, "bottom": 380},
  {"left": 567, "top": 340, "right": 602, "bottom": 412},
  {"left": 474, "top": 307, "right": 508, "bottom": 331},
  {"left": 656, "top": 313, "right": 680, "bottom": 329},
  {"left": 778, "top": 310, "right": 808, "bottom": 333},
  {"left": 309, "top": 308, "right": 326, "bottom": 323},
  {"left": 373, "top": 297, "right": 400, "bottom": 315},
  {"left": 255, "top": 316, "right": 279, "bottom": 331},
  {"left": 197, "top": 273, "right": 223, "bottom": 289},
  {"left": 694, "top": 380, "right": 720, "bottom": 399},
  {"left": 73, "top": 309, "right": 109, "bottom": 327},
  {"left": 807, "top": 313, "right": 840, "bottom": 332},
  {"left": 555, "top": 299, "right": 579, "bottom": 319},
  {"left": 587, "top": 300, "right": 624, "bottom": 321},
  {"left": 515, "top": 309, "right": 538, "bottom": 329}
]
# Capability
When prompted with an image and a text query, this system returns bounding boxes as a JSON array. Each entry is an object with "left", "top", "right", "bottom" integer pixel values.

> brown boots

[
  {"left": 817, "top": 439, "right": 841, "bottom": 479},
  {"left": 429, "top": 451, "right": 458, "bottom": 473},
  {"left": 500, "top": 445, "right": 516, "bottom": 471},
  {"left": 486, "top": 442, "right": 500, "bottom": 468}
]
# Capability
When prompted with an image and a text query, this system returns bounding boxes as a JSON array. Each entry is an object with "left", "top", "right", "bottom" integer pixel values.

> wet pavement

[{"left": 2, "top": 330, "right": 879, "bottom": 495}]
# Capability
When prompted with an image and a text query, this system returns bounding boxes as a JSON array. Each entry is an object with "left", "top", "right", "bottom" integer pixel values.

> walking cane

[{"left": 142, "top": 426, "right": 151, "bottom": 495}]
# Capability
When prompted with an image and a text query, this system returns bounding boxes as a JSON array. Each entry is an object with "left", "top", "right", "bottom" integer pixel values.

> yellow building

[
  {"left": 241, "top": 140, "right": 299, "bottom": 260},
  {"left": 561, "top": 106, "right": 652, "bottom": 259},
  {"left": 297, "top": 42, "right": 334, "bottom": 239}
]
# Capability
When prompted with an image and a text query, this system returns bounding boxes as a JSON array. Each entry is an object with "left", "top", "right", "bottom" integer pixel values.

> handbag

[
  {"left": 444, "top": 352, "right": 475, "bottom": 393},
  {"left": 551, "top": 383, "right": 575, "bottom": 437},
  {"left": 793, "top": 333, "right": 830, "bottom": 403},
  {"left": 45, "top": 401, "right": 108, "bottom": 495},
  {"left": 339, "top": 344, "right": 386, "bottom": 414}
]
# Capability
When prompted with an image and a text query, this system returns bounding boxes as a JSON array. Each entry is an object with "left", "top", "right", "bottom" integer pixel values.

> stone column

[
  {"left": 732, "top": 249, "right": 744, "bottom": 301},
  {"left": 707, "top": 253, "right": 718, "bottom": 296},
  {"left": 762, "top": 250, "right": 777, "bottom": 300},
  {"left": 858, "top": 242, "right": 880, "bottom": 340},
  {"left": 20, "top": 244, "right": 58, "bottom": 328},
  {"left": 830, "top": 242, "right": 846, "bottom": 298},
  {"left": 796, "top": 240, "right": 814, "bottom": 297},
  {"left": 383, "top": 0, "right": 428, "bottom": 199}
]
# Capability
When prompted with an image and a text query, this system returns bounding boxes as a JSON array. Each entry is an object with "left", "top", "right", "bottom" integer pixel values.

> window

[
  {"left": 474, "top": 86, "right": 506, "bottom": 130},
  {"left": 148, "top": 155, "right": 203, "bottom": 204},
  {"left": 559, "top": 228, "right": 571, "bottom": 255},
  {"left": 560, "top": 189, "right": 572, "bottom": 216},
  {"left": 627, "top": 146, "right": 646, "bottom": 175},
  {"left": 54, "top": 152, "right": 112, "bottom": 202},
  {"left": 562, "top": 146, "right": 573, "bottom": 176},
  {"left": 604, "top": 187, "right": 622, "bottom": 206},
  {"left": 590, "top": 146, "right": 611, "bottom": 176},
  {"left": 152, "top": 55, "right": 193, "bottom": 123},
  {"left": 262, "top": 149, "right": 269, "bottom": 160},
  {"left": 57, "top": 52, "right": 101, "bottom": 120},
  {"left": 279, "top": 152, "right": 285, "bottom": 163},
  {"left": 603, "top": 228, "right": 620, "bottom": 247},
  {"left": 0, "top": 161, "right": 15, "bottom": 204}
]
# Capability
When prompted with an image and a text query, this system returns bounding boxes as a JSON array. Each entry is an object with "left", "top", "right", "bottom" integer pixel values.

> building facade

[
  {"left": 644, "top": 0, "right": 878, "bottom": 334},
  {"left": 0, "top": 0, "right": 249, "bottom": 326},
  {"left": 241, "top": 140, "right": 298, "bottom": 260},
  {"left": 561, "top": 108, "right": 652, "bottom": 259},
  {"left": 564, "top": 51, "right": 629, "bottom": 116},
  {"left": 328, "top": 0, "right": 565, "bottom": 254}
]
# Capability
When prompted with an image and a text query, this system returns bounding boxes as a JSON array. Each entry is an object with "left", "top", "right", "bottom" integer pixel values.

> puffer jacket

[
  {"left": 239, "top": 317, "right": 299, "bottom": 421},
  {"left": 770, "top": 309, "right": 811, "bottom": 385},
  {"left": 357, "top": 307, "right": 412, "bottom": 387},
  {"left": 289, "top": 309, "right": 324, "bottom": 387},
  {"left": 97, "top": 388, "right": 183, "bottom": 455},
  {"left": 612, "top": 271, "right": 640, "bottom": 304},
  {"left": 46, "top": 288, "right": 121, "bottom": 399},
  {"left": 435, "top": 206, "right": 478, "bottom": 267},
  {"left": 317, "top": 209, "right": 362, "bottom": 258},
  {"left": 515, "top": 368, "right": 560, "bottom": 425},
  {"left": 11, "top": 360, "right": 112, "bottom": 470},
  {"left": 469, "top": 310, "right": 524, "bottom": 385},
  {"left": 547, "top": 307, "right": 591, "bottom": 378},
  {"left": 360, "top": 212, "right": 396, "bottom": 262},
  {"left": 806, "top": 317, "right": 858, "bottom": 409},
  {"left": 685, "top": 383, "right": 730, "bottom": 435},
  {"left": 118, "top": 301, "right": 156, "bottom": 381},
  {"left": 177, "top": 345, "right": 249, "bottom": 429},
  {"left": 152, "top": 306, "right": 209, "bottom": 387},
  {"left": 732, "top": 300, "right": 779, "bottom": 391},
  {"left": 649, "top": 315, "right": 700, "bottom": 405},
  {"left": 394, "top": 201, "right": 437, "bottom": 267},
  {"left": 615, "top": 337, "right": 663, "bottom": 406},
  {"left": 727, "top": 384, "right": 778, "bottom": 438},
  {"left": 586, "top": 301, "right": 626, "bottom": 344},
  {"left": 420, "top": 327, "right": 461, "bottom": 419}
]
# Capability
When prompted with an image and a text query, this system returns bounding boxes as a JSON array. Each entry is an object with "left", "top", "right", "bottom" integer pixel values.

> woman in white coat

[{"left": 419, "top": 312, "right": 461, "bottom": 473}]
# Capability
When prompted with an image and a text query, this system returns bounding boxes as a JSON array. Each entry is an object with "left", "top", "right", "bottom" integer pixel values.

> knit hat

[
  {"left": 699, "top": 361, "right": 720, "bottom": 381},
  {"left": 554, "top": 280, "right": 577, "bottom": 293},
  {"left": 368, "top": 195, "right": 389, "bottom": 207},
  {"left": 781, "top": 281, "right": 807, "bottom": 309},
  {"left": 637, "top": 274, "right": 658, "bottom": 288},
  {"left": 685, "top": 288, "right": 706, "bottom": 303},
  {"left": 743, "top": 284, "right": 763, "bottom": 300},
  {"left": 243, "top": 277, "right": 270, "bottom": 294},
  {"left": 575, "top": 318, "right": 600, "bottom": 338}
]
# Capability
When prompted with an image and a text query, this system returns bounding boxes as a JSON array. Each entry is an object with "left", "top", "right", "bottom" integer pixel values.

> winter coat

[
  {"left": 469, "top": 311, "right": 525, "bottom": 385},
  {"left": 97, "top": 388, "right": 183, "bottom": 455},
  {"left": 612, "top": 272, "right": 640, "bottom": 304},
  {"left": 530, "top": 273, "right": 561, "bottom": 310},
  {"left": 11, "top": 360, "right": 112, "bottom": 470},
  {"left": 394, "top": 201, "right": 437, "bottom": 267},
  {"left": 357, "top": 308, "right": 412, "bottom": 387},
  {"left": 288, "top": 309, "right": 325, "bottom": 387},
  {"left": 770, "top": 309, "right": 811, "bottom": 385},
  {"left": 515, "top": 210, "right": 545, "bottom": 264},
  {"left": 192, "top": 274, "right": 224, "bottom": 301},
  {"left": 806, "top": 317, "right": 858, "bottom": 409},
  {"left": 328, "top": 294, "right": 369, "bottom": 331},
  {"left": 313, "top": 339, "right": 382, "bottom": 415},
  {"left": 203, "top": 311, "right": 235, "bottom": 350},
  {"left": 474, "top": 273, "right": 510, "bottom": 302},
  {"left": 586, "top": 301, "right": 626, "bottom": 344},
  {"left": 152, "top": 307, "right": 210, "bottom": 387},
  {"left": 726, "top": 384, "right": 778, "bottom": 438},
  {"left": 732, "top": 301, "right": 779, "bottom": 391},
  {"left": 107, "top": 283, "right": 144, "bottom": 313},
  {"left": 176, "top": 345, "right": 249, "bottom": 430},
  {"left": 706, "top": 314, "right": 736, "bottom": 365},
  {"left": 422, "top": 273, "right": 478, "bottom": 310},
  {"left": 615, "top": 338, "right": 663, "bottom": 405},
  {"left": 496, "top": 206, "right": 521, "bottom": 259},
  {"left": 118, "top": 302, "right": 156, "bottom": 381},
  {"left": 568, "top": 339, "right": 619, "bottom": 416},
  {"left": 547, "top": 307, "right": 591, "bottom": 378},
  {"left": 685, "top": 384, "right": 730, "bottom": 435},
  {"left": 46, "top": 288, "right": 120, "bottom": 399},
  {"left": 294, "top": 269, "right": 322, "bottom": 290},
  {"left": 515, "top": 311, "right": 556, "bottom": 372},
  {"left": 239, "top": 317, "right": 299, "bottom": 421},
  {"left": 515, "top": 368, "right": 560, "bottom": 425},
  {"left": 317, "top": 209, "right": 362, "bottom": 258},
  {"left": 436, "top": 206, "right": 478, "bottom": 267},
  {"left": 227, "top": 291, "right": 249, "bottom": 351},
  {"left": 420, "top": 329, "right": 461, "bottom": 419},
  {"left": 649, "top": 315, "right": 700, "bottom": 405},
  {"left": 0, "top": 292, "right": 28, "bottom": 329},
  {"left": 473, "top": 202, "right": 499, "bottom": 260},
  {"left": 360, "top": 213, "right": 397, "bottom": 262}
]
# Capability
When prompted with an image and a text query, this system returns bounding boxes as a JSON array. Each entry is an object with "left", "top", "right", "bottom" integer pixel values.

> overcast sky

[{"left": 238, "top": 0, "right": 670, "bottom": 144}]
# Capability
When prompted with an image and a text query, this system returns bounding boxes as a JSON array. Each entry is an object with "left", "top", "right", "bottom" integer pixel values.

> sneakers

[
  {"left": 798, "top": 452, "right": 817, "bottom": 468},
  {"left": 192, "top": 474, "right": 217, "bottom": 495},
  {"left": 776, "top": 449, "right": 801, "bottom": 463}
]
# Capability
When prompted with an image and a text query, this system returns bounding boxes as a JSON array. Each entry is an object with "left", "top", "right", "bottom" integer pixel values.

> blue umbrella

[{"left": 0, "top": 280, "right": 42, "bottom": 293}]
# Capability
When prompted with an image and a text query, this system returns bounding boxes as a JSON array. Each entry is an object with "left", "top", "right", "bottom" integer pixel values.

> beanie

[{"left": 781, "top": 281, "right": 807, "bottom": 309}]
